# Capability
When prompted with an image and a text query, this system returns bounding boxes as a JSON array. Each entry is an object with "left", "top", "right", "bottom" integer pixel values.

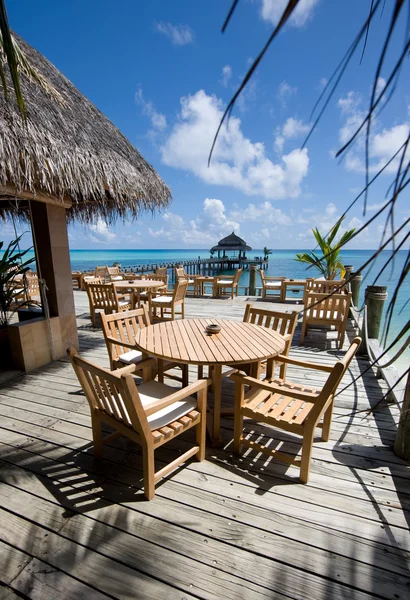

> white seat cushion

[
  {"left": 111, "top": 276, "right": 123, "bottom": 281},
  {"left": 217, "top": 279, "right": 233, "bottom": 285},
  {"left": 151, "top": 296, "right": 173, "bottom": 304},
  {"left": 137, "top": 380, "right": 197, "bottom": 430},
  {"left": 265, "top": 282, "right": 281, "bottom": 288},
  {"left": 188, "top": 279, "right": 194, "bottom": 284},
  {"left": 118, "top": 350, "right": 143, "bottom": 364},
  {"left": 118, "top": 300, "right": 130, "bottom": 307}
]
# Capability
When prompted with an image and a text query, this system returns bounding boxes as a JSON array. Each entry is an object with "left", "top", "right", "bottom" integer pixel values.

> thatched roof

[
  {"left": 211, "top": 231, "right": 252, "bottom": 252},
  {"left": 0, "top": 33, "right": 171, "bottom": 222}
]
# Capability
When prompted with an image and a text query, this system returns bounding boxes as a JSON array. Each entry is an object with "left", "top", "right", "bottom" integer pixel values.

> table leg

[
  {"left": 280, "top": 283, "right": 286, "bottom": 302},
  {"left": 211, "top": 364, "right": 223, "bottom": 446}
]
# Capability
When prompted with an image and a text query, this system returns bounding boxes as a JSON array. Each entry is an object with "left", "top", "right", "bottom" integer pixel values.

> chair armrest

[
  {"left": 229, "top": 373, "right": 319, "bottom": 402},
  {"left": 216, "top": 275, "right": 234, "bottom": 281},
  {"left": 276, "top": 354, "right": 334, "bottom": 372},
  {"left": 144, "top": 378, "right": 211, "bottom": 416},
  {"left": 264, "top": 276, "right": 285, "bottom": 281},
  {"left": 105, "top": 336, "right": 136, "bottom": 351},
  {"left": 114, "top": 358, "right": 156, "bottom": 377}
]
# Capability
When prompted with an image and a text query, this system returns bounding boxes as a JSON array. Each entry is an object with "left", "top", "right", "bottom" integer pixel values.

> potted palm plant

[
  {"left": 0, "top": 235, "right": 35, "bottom": 363},
  {"left": 295, "top": 218, "right": 355, "bottom": 279}
]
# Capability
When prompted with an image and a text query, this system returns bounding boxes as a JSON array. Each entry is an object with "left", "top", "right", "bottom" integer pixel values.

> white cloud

[
  {"left": 161, "top": 90, "right": 309, "bottom": 199},
  {"left": 154, "top": 21, "right": 194, "bottom": 46},
  {"left": 337, "top": 90, "right": 410, "bottom": 175},
  {"left": 278, "top": 81, "right": 297, "bottom": 107},
  {"left": 260, "top": 0, "right": 319, "bottom": 27},
  {"left": 275, "top": 117, "right": 310, "bottom": 152},
  {"left": 367, "top": 202, "right": 387, "bottom": 212},
  {"left": 149, "top": 198, "right": 239, "bottom": 245},
  {"left": 135, "top": 88, "right": 167, "bottom": 136},
  {"left": 231, "top": 201, "right": 291, "bottom": 225},
  {"left": 88, "top": 219, "right": 116, "bottom": 244},
  {"left": 220, "top": 65, "right": 232, "bottom": 87}
]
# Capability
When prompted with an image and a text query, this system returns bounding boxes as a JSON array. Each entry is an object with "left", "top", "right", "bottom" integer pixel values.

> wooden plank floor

[{"left": 0, "top": 292, "right": 409, "bottom": 600}]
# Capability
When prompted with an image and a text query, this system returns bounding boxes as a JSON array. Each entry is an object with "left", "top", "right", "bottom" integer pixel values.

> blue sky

[{"left": 5, "top": 0, "right": 410, "bottom": 249}]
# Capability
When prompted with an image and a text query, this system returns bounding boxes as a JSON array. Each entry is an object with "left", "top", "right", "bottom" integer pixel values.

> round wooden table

[
  {"left": 114, "top": 280, "right": 165, "bottom": 311},
  {"left": 135, "top": 318, "right": 286, "bottom": 442}
]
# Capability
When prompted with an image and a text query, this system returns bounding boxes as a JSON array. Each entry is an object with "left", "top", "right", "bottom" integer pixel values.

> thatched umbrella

[{"left": 0, "top": 33, "right": 171, "bottom": 221}]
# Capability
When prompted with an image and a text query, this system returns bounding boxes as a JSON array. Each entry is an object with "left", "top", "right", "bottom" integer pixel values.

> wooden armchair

[
  {"left": 259, "top": 270, "right": 285, "bottom": 299},
  {"left": 151, "top": 278, "right": 188, "bottom": 320},
  {"left": 242, "top": 304, "right": 299, "bottom": 379},
  {"left": 106, "top": 266, "right": 123, "bottom": 282},
  {"left": 101, "top": 307, "right": 189, "bottom": 386},
  {"left": 175, "top": 267, "right": 196, "bottom": 294},
  {"left": 155, "top": 267, "right": 167, "bottom": 277},
  {"left": 300, "top": 292, "right": 352, "bottom": 349},
  {"left": 86, "top": 282, "right": 131, "bottom": 326},
  {"left": 213, "top": 268, "right": 242, "bottom": 299},
  {"left": 303, "top": 278, "right": 346, "bottom": 305},
  {"left": 231, "top": 337, "right": 361, "bottom": 483},
  {"left": 94, "top": 266, "right": 107, "bottom": 282},
  {"left": 68, "top": 348, "right": 209, "bottom": 500}
]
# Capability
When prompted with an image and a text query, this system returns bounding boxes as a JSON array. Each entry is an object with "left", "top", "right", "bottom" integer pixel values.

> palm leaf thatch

[{"left": 0, "top": 33, "right": 171, "bottom": 222}]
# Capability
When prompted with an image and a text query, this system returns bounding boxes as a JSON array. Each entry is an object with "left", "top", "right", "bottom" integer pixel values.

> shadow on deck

[{"left": 0, "top": 293, "right": 409, "bottom": 599}]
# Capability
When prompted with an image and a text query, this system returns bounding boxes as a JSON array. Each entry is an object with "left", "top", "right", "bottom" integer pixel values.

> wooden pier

[{"left": 0, "top": 293, "right": 408, "bottom": 599}]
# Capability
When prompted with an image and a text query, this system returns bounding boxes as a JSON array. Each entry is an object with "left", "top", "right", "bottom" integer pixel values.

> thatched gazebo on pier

[
  {"left": 210, "top": 231, "right": 252, "bottom": 260},
  {"left": 0, "top": 33, "right": 171, "bottom": 371}
]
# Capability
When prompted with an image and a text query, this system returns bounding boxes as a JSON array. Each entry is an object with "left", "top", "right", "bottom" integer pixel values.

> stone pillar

[
  {"left": 249, "top": 265, "right": 257, "bottom": 296},
  {"left": 365, "top": 285, "right": 388, "bottom": 341},
  {"left": 30, "top": 202, "right": 78, "bottom": 354},
  {"left": 344, "top": 265, "right": 354, "bottom": 279},
  {"left": 350, "top": 272, "right": 362, "bottom": 308}
]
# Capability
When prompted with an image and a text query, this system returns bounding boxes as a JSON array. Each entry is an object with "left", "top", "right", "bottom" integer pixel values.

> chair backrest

[
  {"left": 84, "top": 276, "right": 102, "bottom": 286},
  {"left": 101, "top": 306, "right": 150, "bottom": 364},
  {"left": 259, "top": 269, "right": 266, "bottom": 284},
  {"left": 95, "top": 266, "right": 107, "bottom": 282},
  {"left": 319, "top": 337, "right": 361, "bottom": 401},
  {"left": 87, "top": 282, "right": 119, "bottom": 311},
  {"left": 175, "top": 267, "right": 187, "bottom": 280},
  {"left": 233, "top": 268, "right": 243, "bottom": 285},
  {"left": 244, "top": 303, "right": 298, "bottom": 337},
  {"left": 67, "top": 347, "right": 151, "bottom": 438},
  {"left": 304, "top": 278, "right": 346, "bottom": 303},
  {"left": 156, "top": 267, "right": 167, "bottom": 277},
  {"left": 27, "top": 274, "right": 40, "bottom": 298},
  {"left": 305, "top": 292, "right": 351, "bottom": 324},
  {"left": 172, "top": 278, "right": 189, "bottom": 303}
]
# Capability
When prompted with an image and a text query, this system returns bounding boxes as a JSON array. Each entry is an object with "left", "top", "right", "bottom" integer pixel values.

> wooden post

[
  {"left": 29, "top": 202, "right": 78, "bottom": 356},
  {"left": 365, "top": 285, "right": 388, "bottom": 341},
  {"left": 394, "top": 372, "right": 410, "bottom": 462},
  {"left": 249, "top": 265, "right": 257, "bottom": 296},
  {"left": 350, "top": 272, "right": 362, "bottom": 308},
  {"left": 344, "top": 265, "right": 354, "bottom": 278}
]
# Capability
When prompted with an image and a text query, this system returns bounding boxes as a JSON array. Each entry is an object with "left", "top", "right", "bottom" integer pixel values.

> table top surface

[
  {"left": 283, "top": 279, "right": 306, "bottom": 285},
  {"left": 114, "top": 280, "right": 165, "bottom": 289},
  {"left": 135, "top": 318, "right": 286, "bottom": 365}
]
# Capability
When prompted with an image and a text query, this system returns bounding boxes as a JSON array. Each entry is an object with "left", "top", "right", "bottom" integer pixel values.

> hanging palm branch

[{"left": 0, "top": 0, "right": 64, "bottom": 116}]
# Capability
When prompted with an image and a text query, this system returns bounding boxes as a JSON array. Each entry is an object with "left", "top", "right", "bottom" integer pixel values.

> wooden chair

[
  {"left": 303, "top": 278, "right": 346, "bottom": 305},
  {"left": 155, "top": 267, "right": 167, "bottom": 277},
  {"left": 259, "top": 270, "right": 285, "bottom": 300},
  {"left": 151, "top": 278, "right": 188, "bottom": 320},
  {"left": 94, "top": 266, "right": 107, "bottom": 282},
  {"left": 106, "top": 266, "right": 123, "bottom": 282},
  {"left": 175, "top": 267, "right": 196, "bottom": 294},
  {"left": 213, "top": 268, "right": 242, "bottom": 299},
  {"left": 231, "top": 337, "right": 361, "bottom": 483},
  {"left": 68, "top": 347, "right": 209, "bottom": 500},
  {"left": 86, "top": 282, "right": 131, "bottom": 326},
  {"left": 26, "top": 274, "right": 40, "bottom": 302},
  {"left": 300, "top": 292, "right": 352, "bottom": 349},
  {"left": 134, "top": 274, "right": 168, "bottom": 307},
  {"left": 242, "top": 304, "right": 299, "bottom": 379},
  {"left": 101, "top": 307, "right": 189, "bottom": 386}
]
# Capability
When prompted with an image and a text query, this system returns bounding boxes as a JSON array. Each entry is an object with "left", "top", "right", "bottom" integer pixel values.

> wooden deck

[{"left": 0, "top": 292, "right": 409, "bottom": 599}]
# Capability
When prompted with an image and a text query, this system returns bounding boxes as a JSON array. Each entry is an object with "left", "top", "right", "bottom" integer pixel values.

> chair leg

[
  {"left": 181, "top": 302, "right": 185, "bottom": 319},
  {"left": 321, "top": 400, "right": 334, "bottom": 441},
  {"left": 143, "top": 445, "right": 156, "bottom": 500},
  {"left": 91, "top": 415, "right": 103, "bottom": 458},
  {"left": 299, "top": 426, "right": 315, "bottom": 484},
  {"left": 300, "top": 321, "right": 306, "bottom": 345},
  {"left": 198, "top": 365, "right": 203, "bottom": 379},
  {"left": 233, "top": 383, "right": 244, "bottom": 454},
  {"left": 196, "top": 389, "right": 207, "bottom": 461}
]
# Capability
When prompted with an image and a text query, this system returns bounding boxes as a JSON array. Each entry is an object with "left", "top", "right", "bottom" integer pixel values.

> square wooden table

[
  {"left": 135, "top": 318, "right": 286, "bottom": 444},
  {"left": 194, "top": 276, "right": 216, "bottom": 296}
]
